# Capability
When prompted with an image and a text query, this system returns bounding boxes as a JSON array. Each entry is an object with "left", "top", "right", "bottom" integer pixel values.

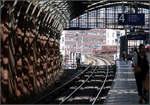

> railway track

[{"left": 34, "top": 57, "right": 115, "bottom": 104}]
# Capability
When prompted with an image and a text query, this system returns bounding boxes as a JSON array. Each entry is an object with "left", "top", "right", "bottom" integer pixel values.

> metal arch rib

[
  {"left": 87, "top": 0, "right": 149, "bottom": 11},
  {"left": 86, "top": 1, "right": 149, "bottom": 12},
  {"left": 31, "top": 2, "right": 40, "bottom": 16}
]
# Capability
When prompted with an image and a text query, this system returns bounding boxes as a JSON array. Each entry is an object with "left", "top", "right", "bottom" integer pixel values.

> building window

[
  {"left": 113, "top": 40, "right": 115, "bottom": 44},
  {"left": 62, "top": 37, "right": 64, "bottom": 42},
  {"left": 107, "top": 34, "right": 109, "bottom": 38},
  {"left": 112, "top": 32, "right": 115, "bottom": 38},
  {"left": 117, "top": 31, "right": 120, "bottom": 37}
]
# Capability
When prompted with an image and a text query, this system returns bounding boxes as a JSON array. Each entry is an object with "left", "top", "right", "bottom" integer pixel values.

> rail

[
  {"left": 58, "top": 56, "right": 112, "bottom": 105},
  {"left": 59, "top": 65, "right": 98, "bottom": 104},
  {"left": 92, "top": 58, "right": 110, "bottom": 105},
  {"left": 34, "top": 56, "right": 114, "bottom": 104},
  {"left": 33, "top": 63, "right": 93, "bottom": 103}
]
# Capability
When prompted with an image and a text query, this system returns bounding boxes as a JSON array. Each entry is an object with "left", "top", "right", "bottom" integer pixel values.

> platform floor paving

[{"left": 104, "top": 60, "right": 139, "bottom": 104}]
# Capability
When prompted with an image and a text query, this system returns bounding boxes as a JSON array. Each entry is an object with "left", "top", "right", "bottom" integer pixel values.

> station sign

[{"left": 118, "top": 13, "right": 145, "bottom": 25}]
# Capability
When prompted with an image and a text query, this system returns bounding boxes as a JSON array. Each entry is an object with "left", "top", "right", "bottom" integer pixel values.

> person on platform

[
  {"left": 143, "top": 46, "right": 150, "bottom": 104},
  {"left": 132, "top": 44, "right": 149, "bottom": 104}
]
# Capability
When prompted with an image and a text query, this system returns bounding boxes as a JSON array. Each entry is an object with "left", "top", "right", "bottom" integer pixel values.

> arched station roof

[
  {"left": 1, "top": 0, "right": 149, "bottom": 33},
  {"left": 67, "top": 0, "right": 149, "bottom": 19}
]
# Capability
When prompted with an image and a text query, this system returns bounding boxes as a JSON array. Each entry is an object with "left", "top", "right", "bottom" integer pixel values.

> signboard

[
  {"left": 118, "top": 13, "right": 145, "bottom": 25},
  {"left": 127, "top": 35, "right": 146, "bottom": 40}
]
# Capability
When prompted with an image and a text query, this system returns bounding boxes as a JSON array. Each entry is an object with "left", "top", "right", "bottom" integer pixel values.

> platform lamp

[
  {"left": 117, "top": 31, "right": 121, "bottom": 59},
  {"left": 80, "top": 30, "right": 84, "bottom": 63},
  {"left": 75, "top": 32, "right": 79, "bottom": 67}
]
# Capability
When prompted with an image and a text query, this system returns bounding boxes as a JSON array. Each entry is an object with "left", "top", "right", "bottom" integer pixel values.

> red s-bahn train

[{"left": 93, "top": 45, "right": 117, "bottom": 53}]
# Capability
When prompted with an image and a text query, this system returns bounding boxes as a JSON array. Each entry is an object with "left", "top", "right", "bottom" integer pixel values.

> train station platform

[{"left": 104, "top": 60, "right": 139, "bottom": 104}]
